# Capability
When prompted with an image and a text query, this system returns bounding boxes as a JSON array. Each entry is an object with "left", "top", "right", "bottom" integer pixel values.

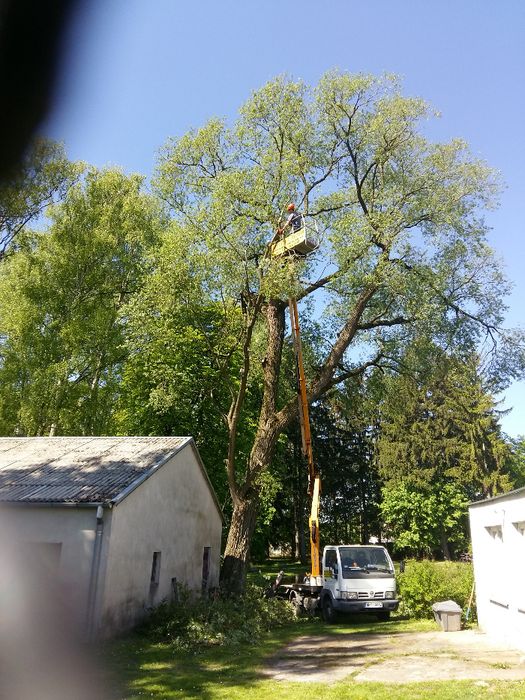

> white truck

[{"left": 275, "top": 544, "right": 399, "bottom": 622}]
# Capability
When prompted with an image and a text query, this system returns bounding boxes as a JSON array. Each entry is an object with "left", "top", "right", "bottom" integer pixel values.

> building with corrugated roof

[{"left": 0, "top": 436, "right": 223, "bottom": 638}]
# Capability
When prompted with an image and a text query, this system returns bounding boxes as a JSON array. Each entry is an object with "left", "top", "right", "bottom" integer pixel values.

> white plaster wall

[
  {"left": 97, "top": 445, "right": 222, "bottom": 636},
  {"left": 0, "top": 505, "right": 103, "bottom": 628},
  {"left": 469, "top": 491, "right": 525, "bottom": 652}
]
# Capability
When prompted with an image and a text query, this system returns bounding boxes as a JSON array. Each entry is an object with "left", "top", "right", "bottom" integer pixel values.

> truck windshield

[{"left": 338, "top": 547, "right": 393, "bottom": 575}]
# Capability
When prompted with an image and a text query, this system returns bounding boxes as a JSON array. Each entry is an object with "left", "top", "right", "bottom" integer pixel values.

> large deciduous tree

[
  {"left": 0, "top": 168, "right": 161, "bottom": 436},
  {"left": 142, "top": 71, "right": 521, "bottom": 592},
  {"left": 380, "top": 481, "right": 470, "bottom": 559}
]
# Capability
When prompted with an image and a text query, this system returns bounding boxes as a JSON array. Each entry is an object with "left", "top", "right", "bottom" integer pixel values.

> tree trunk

[
  {"left": 290, "top": 533, "right": 297, "bottom": 561},
  {"left": 221, "top": 299, "right": 286, "bottom": 593},
  {"left": 292, "top": 489, "right": 306, "bottom": 563},
  {"left": 440, "top": 530, "right": 451, "bottom": 560},
  {"left": 220, "top": 496, "right": 259, "bottom": 594},
  {"left": 219, "top": 285, "right": 377, "bottom": 593}
]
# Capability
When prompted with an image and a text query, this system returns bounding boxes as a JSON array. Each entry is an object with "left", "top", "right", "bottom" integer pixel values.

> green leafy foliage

[
  {"left": 381, "top": 481, "right": 470, "bottom": 558},
  {"left": 140, "top": 585, "right": 297, "bottom": 649},
  {"left": 508, "top": 435, "right": 525, "bottom": 488},
  {"left": 1, "top": 70, "right": 524, "bottom": 592},
  {"left": 377, "top": 347, "right": 514, "bottom": 498},
  {"left": 376, "top": 346, "right": 516, "bottom": 558},
  {"left": 150, "top": 71, "right": 523, "bottom": 588},
  {"left": 0, "top": 138, "right": 83, "bottom": 260},
  {"left": 0, "top": 168, "right": 162, "bottom": 435},
  {"left": 398, "top": 560, "right": 474, "bottom": 619},
  {"left": 314, "top": 394, "right": 382, "bottom": 546}
]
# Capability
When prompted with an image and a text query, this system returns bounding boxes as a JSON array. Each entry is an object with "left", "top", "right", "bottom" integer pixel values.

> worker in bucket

[
  {"left": 279, "top": 203, "right": 303, "bottom": 236},
  {"left": 270, "top": 203, "right": 303, "bottom": 247}
]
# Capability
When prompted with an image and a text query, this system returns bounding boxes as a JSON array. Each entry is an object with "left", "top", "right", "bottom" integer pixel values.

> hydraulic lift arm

[{"left": 288, "top": 299, "right": 321, "bottom": 578}]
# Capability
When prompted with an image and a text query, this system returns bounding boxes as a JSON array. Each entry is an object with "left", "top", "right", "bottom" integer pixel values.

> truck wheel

[
  {"left": 322, "top": 596, "right": 338, "bottom": 624},
  {"left": 376, "top": 611, "right": 391, "bottom": 621}
]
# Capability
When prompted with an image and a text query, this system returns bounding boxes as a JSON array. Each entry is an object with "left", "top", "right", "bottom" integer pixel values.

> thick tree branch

[
  {"left": 322, "top": 352, "right": 384, "bottom": 392},
  {"left": 276, "top": 284, "right": 378, "bottom": 430},
  {"left": 296, "top": 271, "right": 339, "bottom": 301},
  {"left": 226, "top": 296, "right": 263, "bottom": 504}
]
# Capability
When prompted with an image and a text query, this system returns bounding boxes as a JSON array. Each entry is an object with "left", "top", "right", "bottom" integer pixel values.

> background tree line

[{"left": 1, "top": 73, "right": 525, "bottom": 590}]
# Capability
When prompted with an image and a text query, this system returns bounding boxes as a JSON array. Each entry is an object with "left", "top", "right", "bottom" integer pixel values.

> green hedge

[{"left": 397, "top": 560, "right": 475, "bottom": 620}]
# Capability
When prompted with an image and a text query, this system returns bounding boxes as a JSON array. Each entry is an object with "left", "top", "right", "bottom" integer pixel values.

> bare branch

[
  {"left": 275, "top": 283, "right": 379, "bottom": 431},
  {"left": 357, "top": 316, "right": 413, "bottom": 331},
  {"left": 322, "top": 352, "right": 384, "bottom": 392},
  {"left": 296, "top": 271, "right": 339, "bottom": 301}
]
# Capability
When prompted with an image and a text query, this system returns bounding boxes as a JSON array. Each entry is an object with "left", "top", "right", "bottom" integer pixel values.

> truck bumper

[{"left": 332, "top": 599, "right": 399, "bottom": 613}]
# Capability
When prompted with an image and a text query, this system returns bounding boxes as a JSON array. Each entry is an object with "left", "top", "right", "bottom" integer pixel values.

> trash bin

[{"left": 432, "top": 599, "right": 462, "bottom": 631}]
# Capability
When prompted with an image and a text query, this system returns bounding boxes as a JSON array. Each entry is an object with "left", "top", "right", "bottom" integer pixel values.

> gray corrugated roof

[{"left": 0, "top": 436, "right": 190, "bottom": 505}]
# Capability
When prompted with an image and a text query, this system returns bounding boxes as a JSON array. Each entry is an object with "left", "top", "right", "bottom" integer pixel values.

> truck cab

[{"left": 321, "top": 545, "right": 399, "bottom": 622}]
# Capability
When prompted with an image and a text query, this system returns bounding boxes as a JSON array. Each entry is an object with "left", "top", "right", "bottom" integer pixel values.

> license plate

[{"left": 365, "top": 601, "right": 383, "bottom": 608}]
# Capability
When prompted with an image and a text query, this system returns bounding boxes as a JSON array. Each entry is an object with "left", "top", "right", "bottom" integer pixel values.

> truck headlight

[
  {"left": 385, "top": 591, "right": 395, "bottom": 599},
  {"left": 347, "top": 591, "right": 358, "bottom": 600}
]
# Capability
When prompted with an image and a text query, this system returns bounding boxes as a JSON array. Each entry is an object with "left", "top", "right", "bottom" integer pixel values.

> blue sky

[{"left": 43, "top": 0, "right": 524, "bottom": 437}]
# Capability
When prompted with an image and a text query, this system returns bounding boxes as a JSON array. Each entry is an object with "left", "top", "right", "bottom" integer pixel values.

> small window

[
  {"left": 150, "top": 551, "right": 161, "bottom": 587},
  {"left": 485, "top": 525, "right": 503, "bottom": 540},
  {"left": 513, "top": 521, "right": 525, "bottom": 535},
  {"left": 202, "top": 547, "right": 211, "bottom": 592},
  {"left": 324, "top": 549, "right": 338, "bottom": 571}
]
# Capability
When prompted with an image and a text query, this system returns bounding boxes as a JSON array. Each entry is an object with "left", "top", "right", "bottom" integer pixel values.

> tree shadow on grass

[
  {"left": 106, "top": 633, "right": 288, "bottom": 700},
  {"left": 105, "top": 618, "right": 439, "bottom": 698}
]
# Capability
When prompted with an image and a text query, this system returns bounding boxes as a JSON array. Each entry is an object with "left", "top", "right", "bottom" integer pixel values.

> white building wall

[
  {"left": 469, "top": 489, "right": 525, "bottom": 652},
  {"left": 0, "top": 504, "right": 104, "bottom": 630},
  {"left": 96, "top": 445, "right": 222, "bottom": 636}
]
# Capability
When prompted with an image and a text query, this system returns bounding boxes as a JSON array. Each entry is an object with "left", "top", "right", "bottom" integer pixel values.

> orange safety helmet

[{"left": 286, "top": 203, "right": 296, "bottom": 212}]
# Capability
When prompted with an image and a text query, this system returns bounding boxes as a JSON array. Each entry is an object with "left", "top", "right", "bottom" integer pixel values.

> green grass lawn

[
  {"left": 104, "top": 615, "right": 525, "bottom": 699},
  {"left": 248, "top": 558, "right": 308, "bottom": 587}
]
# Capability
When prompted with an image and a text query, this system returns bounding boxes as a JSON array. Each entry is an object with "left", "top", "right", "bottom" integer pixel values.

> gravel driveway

[{"left": 261, "top": 629, "right": 525, "bottom": 683}]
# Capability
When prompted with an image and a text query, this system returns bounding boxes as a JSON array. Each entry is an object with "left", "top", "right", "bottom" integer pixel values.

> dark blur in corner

[
  {"left": 0, "top": 0, "right": 80, "bottom": 180},
  {"left": 0, "top": 4, "right": 118, "bottom": 696},
  {"left": 0, "top": 514, "right": 118, "bottom": 699}
]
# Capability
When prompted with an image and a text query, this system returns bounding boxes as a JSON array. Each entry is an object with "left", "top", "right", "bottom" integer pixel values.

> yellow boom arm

[{"left": 288, "top": 299, "right": 321, "bottom": 578}]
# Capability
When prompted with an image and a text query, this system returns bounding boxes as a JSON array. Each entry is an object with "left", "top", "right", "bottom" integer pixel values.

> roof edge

[
  {"left": 110, "top": 437, "right": 192, "bottom": 506},
  {"left": 0, "top": 501, "right": 104, "bottom": 509},
  {"left": 187, "top": 438, "right": 224, "bottom": 523},
  {"left": 468, "top": 484, "right": 525, "bottom": 508}
]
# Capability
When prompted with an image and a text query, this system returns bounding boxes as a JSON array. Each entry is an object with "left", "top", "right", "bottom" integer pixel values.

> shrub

[
  {"left": 140, "top": 584, "right": 298, "bottom": 649},
  {"left": 398, "top": 560, "right": 475, "bottom": 620}
]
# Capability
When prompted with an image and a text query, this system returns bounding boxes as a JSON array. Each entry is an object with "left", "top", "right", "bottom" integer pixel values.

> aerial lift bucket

[{"left": 269, "top": 216, "right": 319, "bottom": 257}]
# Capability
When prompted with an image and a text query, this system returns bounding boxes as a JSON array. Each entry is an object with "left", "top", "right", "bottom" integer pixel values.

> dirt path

[{"left": 261, "top": 629, "right": 525, "bottom": 683}]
